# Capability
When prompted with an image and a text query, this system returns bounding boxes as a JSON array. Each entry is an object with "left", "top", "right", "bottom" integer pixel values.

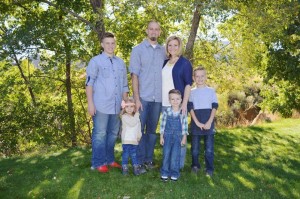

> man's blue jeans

[
  {"left": 191, "top": 134, "right": 214, "bottom": 173},
  {"left": 122, "top": 144, "right": 138, "bottom": 166},
  {"left": 137, "top": 99, "right": 161, "bottom": 164},
  {"left": 91, "top": 111, "right": 120, "bottom": 168}
]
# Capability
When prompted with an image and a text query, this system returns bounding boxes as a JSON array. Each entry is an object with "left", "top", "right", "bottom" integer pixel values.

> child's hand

[
  {"left": 181, "top": 136, "right": 187, "bottom": 146},
  {"left": 204, "top": 121, "right": 212, "bottom": 130},
  {"left": 160, "top": 136, "right": 164, "bottom": 146},
  {"left": 196, "top": 121, "right": 205, "bottom": 130}
]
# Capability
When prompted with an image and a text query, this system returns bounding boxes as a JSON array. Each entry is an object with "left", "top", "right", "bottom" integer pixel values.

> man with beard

[{"left": 129, "top": 20, "right": 166, "bottom": 172}]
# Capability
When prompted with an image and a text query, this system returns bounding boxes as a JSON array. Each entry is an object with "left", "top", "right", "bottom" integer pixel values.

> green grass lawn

[{"left": 1, "top": 118, "right": 299, "bottom": 199}]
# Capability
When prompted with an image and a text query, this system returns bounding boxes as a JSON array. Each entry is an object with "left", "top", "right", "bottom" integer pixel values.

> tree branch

[{"left": 40, "top": 0, "right": 96, "bottom": 32}]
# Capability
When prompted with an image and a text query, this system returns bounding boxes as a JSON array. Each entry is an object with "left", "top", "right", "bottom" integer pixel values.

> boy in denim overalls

[{"left": 160, "top": 89, "right": 188, "bottom": 181}]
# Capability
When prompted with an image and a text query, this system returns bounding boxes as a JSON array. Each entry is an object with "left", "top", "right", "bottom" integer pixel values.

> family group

[{"left": 85, "top": 20, "right": 218, "bottom": 182}]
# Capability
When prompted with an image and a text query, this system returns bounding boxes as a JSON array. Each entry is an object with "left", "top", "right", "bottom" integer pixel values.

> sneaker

[
  {"left": 138, "top": 165, "right": 147, "bottom": 174},
  {"left": 90, "top": 166, "right": 95, "bottom": 170},
  {"left": 170, "top": 176, "right": 178, "bottom": 181},
  {"left": 191, "top": 166, "right": 199, "bottom": 174},
  {"left": 161, "top": 176, "right": 168, "bottom": 182},
  {"left": 109, "top": 162, "right": 121, "bottom": 168},
  {"left": 206, "top": 171, "right": 213, "bottom": 177},
  {"left": 97, "top": 165, "right": 109, "bottom": 173},
  {"left": 145, "top": 161, "right": 155, "bottom": 169},
  {"left": 133, "top": 165, "right": 146, "bottom": 176},
  {"left": 122, "top": 165, "right": 129, "bottom": 175}
]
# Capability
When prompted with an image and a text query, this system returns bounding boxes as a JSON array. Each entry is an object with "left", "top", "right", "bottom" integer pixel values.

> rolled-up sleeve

[
  {"left": 86, "top": 59, "right": 98, "bottom": 87},
  {"left": 160, "top": 111, "right": 167, "bottom": 134},
  {"left": 181, "top": 114, "right": 188, "bottom": 135},
  {"left": 212, "top": 89, "right": 218, "bottom": 109},
  {"left": 129, "top": 48, "right": 140, "bottom": 76},
  {"left": 121, "top": 60, "right": 129, "bottom": 93}
]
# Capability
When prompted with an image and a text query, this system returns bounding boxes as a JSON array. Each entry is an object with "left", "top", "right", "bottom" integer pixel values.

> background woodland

[{"left": 0, "top": 0, "right": 299, "bottom": 156}]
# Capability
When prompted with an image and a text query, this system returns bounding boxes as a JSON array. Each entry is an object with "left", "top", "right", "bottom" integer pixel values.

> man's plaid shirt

[{"left": 160, "top": 107, "right": 188, "bottom": 135}]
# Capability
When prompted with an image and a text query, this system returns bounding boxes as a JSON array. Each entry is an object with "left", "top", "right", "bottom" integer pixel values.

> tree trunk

[
  {"left": 64, "top": 42, "right": 77, "bottom": 147},
  {"left": 90, "top": 0, "right": 106, "bottom": 43},
  {"left": 13, "top": 52, "right": 37, "bottom": 106},
  {"left": 185, "top": 2, "right": 202, "bottom": 63}
]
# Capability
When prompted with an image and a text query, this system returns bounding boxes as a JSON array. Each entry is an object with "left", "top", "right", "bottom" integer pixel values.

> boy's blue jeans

[
  {"left": 161, "top": 133, "right": 181, "bottom": 178},
  {"left": 137, "top": 99, "right": 161, "bottom": 165},
  {"left": 191, "top": 134, "right": 214, "bottom": 173},
  {"left": 162, "top": 106, "right": 186, "bottom": 169},
  {"left": 122, "top": 144, "right": 138, "bottom": 166},
  {"left": 91, "top": 111, "right": 120, "bottom": 168}
]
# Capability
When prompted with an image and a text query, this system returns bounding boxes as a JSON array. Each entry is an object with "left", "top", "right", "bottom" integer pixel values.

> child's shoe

[
  {"left": 205, "top": 170, "right": 213, "bottom": 177},
  {"left": 191, "top": 166, "right": 199, "bottom": 174},
  {"left": 122, "top": 165, "right": 129, "bottom": 175},
  {"left": 133, "top": 165, "right": 146, "bottom": 175},
  {"left": 144, "top": 161, "right": 156, "bottom": 169},
  {"left": 160, "top": 176, "right": 168, "bottom": 182},
  {"left": 170, "top": 176, "right": 178, "bottom": 181}
]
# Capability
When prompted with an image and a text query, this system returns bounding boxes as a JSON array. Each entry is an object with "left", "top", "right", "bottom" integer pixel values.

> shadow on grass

[
  {"left": 0, "top": 147, "right": 91, "bottom": 198},
  {"left": 0, "top": 123, "right": 299, "bottom": 198},
  {"left": 215, "top": 125, "right": 300, "bottom": 198}
]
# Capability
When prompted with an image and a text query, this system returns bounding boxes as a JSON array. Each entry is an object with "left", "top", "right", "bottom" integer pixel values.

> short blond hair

[{"left": 193, "top": 66, "right": 206, "bottom": 75}]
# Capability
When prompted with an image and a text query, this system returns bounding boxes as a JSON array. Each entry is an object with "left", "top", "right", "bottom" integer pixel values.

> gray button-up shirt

[
  {"left": 129, "top": 39, "right": 166, "bottom": 102},
  {"left": 86, "top": 52, "right": 129, "bottom": 114}
]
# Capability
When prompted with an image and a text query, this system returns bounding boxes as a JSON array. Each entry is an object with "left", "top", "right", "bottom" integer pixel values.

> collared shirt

[
  {"left": 86, "top": 52, "right": 129, "bottom": 114},
  {"left": 129, "top": 39, "right": 166, "bottom": 102},
  {"left": 189, "top": 86, "right": 218, "bottom": 110},
  {"left": 160, "top": 107, "right": 188, "bottom": 135}
]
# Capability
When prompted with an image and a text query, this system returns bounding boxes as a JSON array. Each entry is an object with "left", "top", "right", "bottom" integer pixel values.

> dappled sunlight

[
  {"left": 254, "top": 156, "right": 268, "bottom": 164},
  {"left": 261, "top": 170, "right": 276, "bottom": 181},
  {"left": 67, "top": 178, "right": 85, "bottom": 198},
  {"left": 207, "top": 177, "right": 215, "bottom": 187},
  {"left": 282, "top": 163, "right": 298, "bottom": 175},
  {"left": 232, "top": 144, "right": 245, "bottom": 154},
  {"left": 28, "top": 180, "right": 51, "bottom": 197},
  {"left": 42, "top": 168, "right": 52, "bottom": 176},
  {"left": 233, "top": 173, "right": 256, "bottom": 190},
  {"left": 220, "top": 179, "right": 234, "bottom": 190},
  {"left": 221, "top": 164, "right": 229, "bottom": 170},
  {"left": 29, "top": 159, "right": 38, "bottom": 164},
  {"left": 239, "top": 162, "right": 263, "bottom": 178},
  {"left": 271, "top": 178, "right": 290, "bottom": 198},
  {"left": 69, "top": 150, "right": 84, "bottom": 157},
  {"left": 51, "top": 150, "right": 66, "bottom": 157},
  {"left": 114, "top": 142, "right": 123, "bottom": 153}
]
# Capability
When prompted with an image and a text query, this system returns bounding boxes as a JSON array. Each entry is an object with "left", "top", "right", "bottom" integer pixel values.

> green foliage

[
  {"left": 0, "top": 59, "right": 89, "bottom": 155},
  {"left": 217, "top": 0, "right": 299, "bottom": 117},
  {"left": 0, "top": 0, "right": 299, "bottom": 155},
  {"left": 261, "top": 79, "right": 300, "bottom": 118}
]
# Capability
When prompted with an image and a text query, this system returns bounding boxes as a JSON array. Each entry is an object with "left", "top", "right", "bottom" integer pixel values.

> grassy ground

[{"left": 0, "top": 118, "right": 299, "bottom": 199}]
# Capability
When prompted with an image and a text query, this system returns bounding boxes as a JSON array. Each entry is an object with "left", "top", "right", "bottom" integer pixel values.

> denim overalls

[{"left": 160, "top": 112, "right": 182, "bottom": 178}]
